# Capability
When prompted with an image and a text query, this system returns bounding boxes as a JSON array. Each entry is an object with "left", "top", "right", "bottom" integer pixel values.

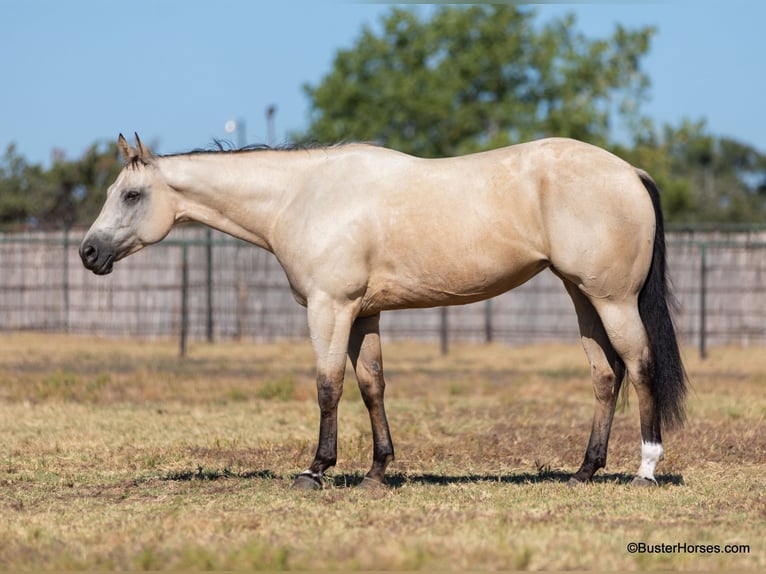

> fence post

[
  {"left": 179, "top": 243, "right": 189, "bottom": 358},
  {"left": 205, "top": 228, "right": 214, "bottom": 343},
  {"left": 699, "top": 242, "right": 707, "bottom": 360},
  {"left": 236, "top": 278, "right": 248, "bottom": 341},
  {"left": 484, "top": 299, "right": 493, "bottom": 343},
  {"left": 440, "top": 307, "right": 449, "bottom": 355},
  {"left": 62, "top": 230, "right": 70, "bottom": 333}
]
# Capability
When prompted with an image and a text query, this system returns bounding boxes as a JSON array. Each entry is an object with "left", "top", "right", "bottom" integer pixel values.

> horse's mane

[{"left": 163, "top": 140, "right": 364, "bottom": 158}]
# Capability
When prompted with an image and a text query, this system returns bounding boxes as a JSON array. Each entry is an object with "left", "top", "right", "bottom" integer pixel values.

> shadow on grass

[
  {"left": 160, "top": 466, "right": 278, "bottom": 482},
  {"left": 329, "top": 471, "right": 685, "bottom": 488},
  {"left": 158, "top": 467, "right": 684, "bottom": 487}
]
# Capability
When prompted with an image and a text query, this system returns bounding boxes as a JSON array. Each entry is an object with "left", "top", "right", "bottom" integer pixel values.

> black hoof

[
  {"left": 630, "top": 475, "right": 659, "bottom": 487},
  {"left": 358, "top": 476, "right": 387, "bottom": 490},
  {"left": 291, "top": 474, "right": 323, "bottom": 490}
]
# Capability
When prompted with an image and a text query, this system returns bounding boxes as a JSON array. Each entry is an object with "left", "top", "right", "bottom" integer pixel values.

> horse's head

[{"left": 80, "top": 133, "right": 176, "bottom": 275}]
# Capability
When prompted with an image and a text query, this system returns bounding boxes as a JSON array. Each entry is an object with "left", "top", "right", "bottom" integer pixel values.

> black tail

[{"left": 637, "top": 170, "right": 688, "bottom": 430}]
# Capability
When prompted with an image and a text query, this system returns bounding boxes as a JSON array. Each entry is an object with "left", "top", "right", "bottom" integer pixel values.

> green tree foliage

[
  {"left": 300, "top": 4, "right": 766, "bottom": 223},
  {"left": 301, "top": 5, "right": 653, "bottom": 157},
  {"left": 618, "top": 120, "right": 766, "bottom": 223},
  {"left": 0, "top": 142, "right": 122, "bottom": 231},
  {"left": 0, "top": 145, "right": 53, "bottom": 229}
]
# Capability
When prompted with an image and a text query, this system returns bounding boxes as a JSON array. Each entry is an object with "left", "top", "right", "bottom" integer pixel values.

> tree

[
  {"left": 0, "top": 141, "right": 122, "bottom": 232},
  {"left": 58, "top": 141, "right": 124, "bottom": 229},
  {"left": 300, "top": 4, "right": 766, "bottom": 223},
  {"left": 616, "top": 119, "right": 766, "bottom": 223},
  {"left": 300, "top": 5, "right": 654, "bottom": 157},
  {"left": 0, "top": 144, "right": 54, "bottom": 230}
]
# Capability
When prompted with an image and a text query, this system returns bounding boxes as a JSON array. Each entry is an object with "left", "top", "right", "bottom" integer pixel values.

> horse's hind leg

[
  {"left": 348, "top": 314, "right": 395, "bottom": 487},
  {"left": 592, "top": 300, "right": 663, "bottom": 486},
  {"left": 561, "top": 279, "right": 625, "bottom": 484}
]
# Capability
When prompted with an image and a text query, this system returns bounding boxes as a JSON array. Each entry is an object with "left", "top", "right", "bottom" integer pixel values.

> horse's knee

[
  {"left": 316, "top": 373, "right": 343, "bottom": 412},
  {"left": 591, "top": 365, "right": 616, "bottom": 402}
]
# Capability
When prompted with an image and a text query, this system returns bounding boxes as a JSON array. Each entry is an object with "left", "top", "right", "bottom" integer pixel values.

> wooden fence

[{"left": 1, "top": 227, "right": 765, "bottom": 357}]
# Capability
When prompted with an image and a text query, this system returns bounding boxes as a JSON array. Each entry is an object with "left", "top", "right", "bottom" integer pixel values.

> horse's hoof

[
  {"left": 630, "top": 475, "right": 658, "bottom": 487},
  {"left": 358, "top": 476, "right": 387, "bottom": 489},
  {"left": 567, "top": 476, "right": 587, "bottom": 487},
  {"left": 291, "top": 474, "right": 323, "bottom": 490}
]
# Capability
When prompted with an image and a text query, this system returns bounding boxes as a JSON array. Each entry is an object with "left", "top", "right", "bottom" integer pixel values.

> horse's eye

[{"left": 123, "top": 189, "right": 143, "bottom": 204}]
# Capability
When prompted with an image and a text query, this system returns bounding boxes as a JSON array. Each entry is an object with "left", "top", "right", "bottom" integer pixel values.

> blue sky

[{"left": 1, "top": 1, "right": 763, "bottom": 167}]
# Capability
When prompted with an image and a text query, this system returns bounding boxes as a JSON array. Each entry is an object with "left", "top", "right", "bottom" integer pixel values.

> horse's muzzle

[{"left": 79, "top": 236, "right": 116, "bottom": 275}]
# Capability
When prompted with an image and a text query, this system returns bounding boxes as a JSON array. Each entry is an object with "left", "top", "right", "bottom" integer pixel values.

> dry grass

[{"left": 0, "top": 333, "right": 764, "bottom": 570}]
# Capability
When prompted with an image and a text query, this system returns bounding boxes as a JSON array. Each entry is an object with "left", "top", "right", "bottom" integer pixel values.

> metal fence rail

[{"left": 1, "top": 227, "right": 765, "bottom": 357}]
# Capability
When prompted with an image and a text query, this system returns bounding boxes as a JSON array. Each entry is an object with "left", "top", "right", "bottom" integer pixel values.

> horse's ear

[
  {"left": 117, "top": 133, "right": 134, "bottom": 163},
  {"left": 134, "top": 132, "right": 154, "bottom": 163}
]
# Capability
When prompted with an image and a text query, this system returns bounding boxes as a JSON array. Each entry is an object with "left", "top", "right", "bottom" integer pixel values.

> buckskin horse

[{"left": 80, "top": 134, "right": 687, "bottom": 489}]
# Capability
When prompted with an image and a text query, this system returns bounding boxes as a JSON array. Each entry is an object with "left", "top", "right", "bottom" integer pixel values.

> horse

[{"left": 80, "top": 133, "right": 687, "bottom": 489}]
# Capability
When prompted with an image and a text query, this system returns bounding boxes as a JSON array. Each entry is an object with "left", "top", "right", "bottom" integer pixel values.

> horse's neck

[{"left": 159, "top": 152, "right": 311, "bottom": 251}]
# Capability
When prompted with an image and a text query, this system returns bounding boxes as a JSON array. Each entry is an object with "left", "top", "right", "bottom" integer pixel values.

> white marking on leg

[{"left": 636, "top": 441, "right": 664, "bottom": 481}]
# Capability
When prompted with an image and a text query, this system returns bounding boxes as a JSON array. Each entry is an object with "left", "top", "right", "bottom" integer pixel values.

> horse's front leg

[
  {"left": 291, "top": 294, "right": 358, "bottom": 490},
  {"left": 348, "top": 313, "right": 394, "bottom": 487}
]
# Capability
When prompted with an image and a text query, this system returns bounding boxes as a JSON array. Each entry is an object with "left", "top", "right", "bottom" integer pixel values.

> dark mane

[{"left": 162, "top": 140, "right": 352, "bottom": 158}]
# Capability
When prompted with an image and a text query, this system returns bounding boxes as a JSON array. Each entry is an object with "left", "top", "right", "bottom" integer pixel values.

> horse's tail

[{"left": 636, "top": 169, "right": 688, "bottom": 430}]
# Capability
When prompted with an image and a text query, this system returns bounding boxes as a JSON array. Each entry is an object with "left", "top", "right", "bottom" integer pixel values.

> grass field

[{"left": 0, "top": 333, "right": 764, "bottom": 570}]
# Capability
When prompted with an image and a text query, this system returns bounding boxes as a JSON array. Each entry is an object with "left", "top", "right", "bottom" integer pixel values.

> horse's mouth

[{"left": 92, "top": 254, "right": 115, "bottom": 275}]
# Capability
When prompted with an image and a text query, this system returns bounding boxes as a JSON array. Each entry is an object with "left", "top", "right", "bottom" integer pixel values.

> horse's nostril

[{"left": 80, "top": 242, "right": 98, "bottom": 264}]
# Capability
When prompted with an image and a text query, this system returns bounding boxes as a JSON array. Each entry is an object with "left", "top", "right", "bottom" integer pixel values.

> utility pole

[{"left": 266, "top": 105, "right": 277, "bottom": 147}]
